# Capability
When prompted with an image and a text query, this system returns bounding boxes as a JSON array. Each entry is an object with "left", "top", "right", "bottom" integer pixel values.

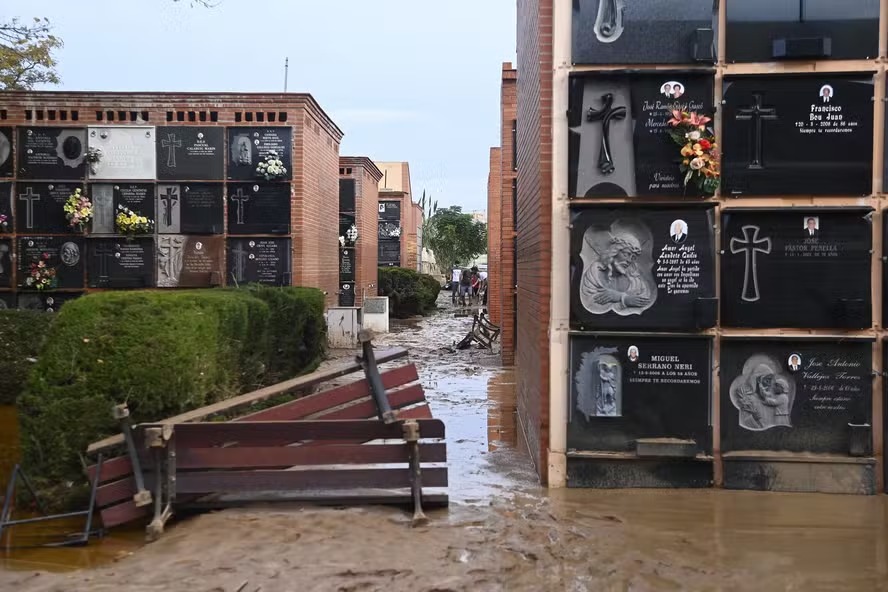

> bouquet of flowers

[
  {"left": 339, "top": 224, "right": 359, "bottom": 247},
  {"left": 255, "top": 150, "right": 288, "bottom": 181},
  {"left": 115, "top": 205, "right": 154, "bottom": 239},
  {"left": 667, "top": 110, "right": 720, "bottom": 196},
  {"left": 86, "top": 147, "right": 103, "bottom": 174},
  {"left": 0, "top": 214, "right": 8, "bottom": 232},
  {"left": 24, "top": 253, "right": 58, "bottom": 291},
  {"left": 64, "top": 187, "right": 93, "bottom": 231}
]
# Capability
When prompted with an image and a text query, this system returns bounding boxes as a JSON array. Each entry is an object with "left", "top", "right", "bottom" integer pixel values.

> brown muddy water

[{"left": 1, "top": 296, "right": 887, "bottom": 590}]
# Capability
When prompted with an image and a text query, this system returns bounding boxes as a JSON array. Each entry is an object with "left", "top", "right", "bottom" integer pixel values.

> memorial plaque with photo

[
  {"left": 726, "top": 0, "right": 879, "bottom": 63},
  {"left": 87, "top": 238, "right": 155, "bottom": 289},
  {"left": 157, "top": 184, "right": 224, "bottom": 234},
  {"left": 17, "top": 236, "right": 84, "bottom": 289},
  {"left": 723, "top": 74, "right": 874, "bottom": 196},
  {"left": 378, "top": 201, "right": 401, "bottom": 221},
  {"left": 340, "top": 178, "right": 356, "bottom": 213},
  {"left": 0, "top": 292, "right": 14, "bottom": 310},
  {"left": 0, "top": 127, "right": 13, "bottom": 178},
  {"left": 88, "top": 126, "right": 156, "bottom": 180},
  {"left": 568, "top": 72, "right": 715, "bottom": 198},
  {"left": 156, "top": 127, "right": 224, "bottom": 180},
  {"left": 721, "top": 208, "right": 872, "bottom": 329},
  {"left": 573, "top": 0, "right": 716, "bottom": 65},
  {"left": 568, "top": 334, "right": 712, "bottom": 452},
  {"left": 157, "top": 235, "right": 224, "bottom": 288},
  {"left": 720, "top": 338, "right": 872, "bottom": 455},
  {"left": 227, "top": 127, "right": 293, "bottom": 181},
  {"left": 227, "top": 238, "right": 291, "bottom": 286},
  {"left": 339, "top": 282, "right": 356, "bottom": 307},
  {"left": 379, "top": 239, "right": 400, "bottom": 267},
  {"left": 340, "top": 248, "right": 355, "bottom": 282},
  {"left": 15, "top": 183, "right": 84, "bottom": 234},
  {"left": 227, "top": 183, "right": 290, "bottom": 235},
  {"left": 0, "top": 182, "right": 12, "bottom": 233},
  {"left": 570, "top": 205, "right": 717, "bottom": 330},
  {"left": 17, "top": 292, "right": 80, "bottom": 313},
  {"left": 0, "top": 238, "right": 11, "bottom": 288},
  {"left": 18, "top": 127, "right": 87, "bottom": 180}
]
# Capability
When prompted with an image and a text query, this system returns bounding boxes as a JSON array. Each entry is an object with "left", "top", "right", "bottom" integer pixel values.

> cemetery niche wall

[
  {"left": 721, "top": 207, "right": 873, "bottom": 329},
  {"left": 568, "top": 72, "right": 715, "bottom": 198},
  {"left": 726, "top": 0, "right": 879, "bottom": 63},
  {"left": 722, "top": 73, "right": 874, "bottom": 196},
  {"left": 338, "top": 178, "right": 358, "bottom": 307},
  {"left": 572, "top": 0, "right": 717, "bottom": 65},
  {"left": 567, "top": 333, "right": 713, "bottom": 488},
  {"left": 378, "top": 200, "right": 401, "bottom": 267},
  {"left": 570, "top": 204, "right": 717, "bottom": 330}
]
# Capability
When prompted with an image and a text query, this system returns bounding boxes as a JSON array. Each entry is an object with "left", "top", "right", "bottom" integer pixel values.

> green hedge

[
  {"left": 0, "top": 311, "right": 55, "bottom": 405},
  {"left": 17, "top": 287, "right": 326, "bottom": 493},
  {"left": 377, "top": 267, "right": 440, "bottom": 318}
]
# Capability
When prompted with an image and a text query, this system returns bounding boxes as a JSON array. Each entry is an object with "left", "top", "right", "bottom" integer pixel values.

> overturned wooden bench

[{"left": 86, "top": 343, "right": 447, "bottom": 539}]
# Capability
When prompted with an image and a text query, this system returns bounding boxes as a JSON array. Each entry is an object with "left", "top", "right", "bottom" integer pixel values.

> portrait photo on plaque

[
  {"left": 0, "top": 127, "right": 13, "bottom": 178},
  {"left": 17, "top": 236, "right": 85, "bottom": 290},
  {"left": 720, "top": 338, "right": 872, "bottom": 455},
  {"left": 156, "top": 127, "right": 224, "bottom": 180},
  {"left": 227, "top": 127, "right": 293, "bottom": 181},
  {"left": 572, "top": 0, "right": 716, "bottom": 65},
  {"left": 726, "top": 0, "right": 879, "bottom": 63},
  {"left": 568, "top": 72, "right": 715, "bottom": 198},
  {"left": 17, "top": 127, "right": 87, "bottom": 180},
  {"left": 721, "top": 208, "right": 872, "bottom": 329},
  {"left": 568, "top": 333, "right": 712, "bottom": 453},
  {"left": 570, "top": 205, "right": 717, "bottom": 330},
  {"left": 722, "top": 74, "right": 874, "bottom": 196},
  {"left": 87, "top": 126, "right": 157, "bottom": 180}
]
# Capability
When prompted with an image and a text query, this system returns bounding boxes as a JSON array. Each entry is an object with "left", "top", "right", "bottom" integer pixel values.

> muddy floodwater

[{"left": 2, "top": 296, "right": 888, "bottom": 591}]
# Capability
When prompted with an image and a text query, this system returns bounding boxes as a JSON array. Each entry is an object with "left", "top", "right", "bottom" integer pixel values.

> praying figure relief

[
  {"left": 579, "top": 219, "right": 657, "bottom": 316},
  {"left": 575, "top": 347, "right": 622, "bottom": 419},
  {"left": 729, "top": 354, "right": 795, "bottom": 431}
]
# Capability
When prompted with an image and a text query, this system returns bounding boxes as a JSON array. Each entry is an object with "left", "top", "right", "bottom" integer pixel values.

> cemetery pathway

[{"left": 3, "top": 295, "right": 888, "bottom": 591}]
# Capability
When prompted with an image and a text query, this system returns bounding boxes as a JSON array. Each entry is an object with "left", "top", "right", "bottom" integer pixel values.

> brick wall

[
  {"left": 516, "top": 0, "right": 553, "bottom": 484},
  {"left": 487, "top": 147, "right": 503, "bottom": 324},
  {"left": 340, "top": 157, "right": 382, "bottom": 306},
  {"left": 500, "top": 65, "right": 519, "bottom": 365}
]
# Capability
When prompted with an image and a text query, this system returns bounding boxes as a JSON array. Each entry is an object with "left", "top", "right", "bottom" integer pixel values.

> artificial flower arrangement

[
  {"left": 0, "top": 214, "right": 8, "bottom": 232},
  {"left": 115, "top": 205, "right": 154, "bottom": 239},
  {"left": 339, "top": 224, "right": 359, "bottom": 247},
  {"left": 86, "top": 147, "right": 103, "bottom": 174},
  {"left": 255, "top": 150, "right": 288, "bottom": 181},
  {"left": 63, "top": 187, "right": 93, "bottom": 231},
  {"left": 667, "top": 110, "right": 720, "bottom": 196},
  {"left": 25, "top": 252, "right": 58, "bottom": 291}
]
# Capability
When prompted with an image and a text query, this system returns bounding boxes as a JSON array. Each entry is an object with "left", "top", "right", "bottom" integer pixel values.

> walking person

[
  {"left": 450, "top": 264, "right": 461, "bottom": 304},
  {"left": 459, "top": 268, "right": 472, "bottom": 307}
]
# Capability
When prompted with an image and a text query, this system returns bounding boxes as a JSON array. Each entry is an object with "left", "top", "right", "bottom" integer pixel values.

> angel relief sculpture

[{"left": 579, "top": 219, "right": 657, "bottom": 316}]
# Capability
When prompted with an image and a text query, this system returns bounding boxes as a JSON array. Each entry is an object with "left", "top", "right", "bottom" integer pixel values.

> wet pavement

[{"left": 1, "top": 296, "right": 888, "bottom": 590}]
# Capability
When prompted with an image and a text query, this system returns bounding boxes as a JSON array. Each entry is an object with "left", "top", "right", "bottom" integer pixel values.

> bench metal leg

[
  {"left": 144, "top": 426, "right": 175, "bottom": 542},
  {"left": 358, "top": 331, "right": 397, "bottom": 424},
  {"left": 402, "top": 420, "right": 428, "bottom": 527},
  {"left": 113, "top": 404, "right": 153, "bottom": 508}
]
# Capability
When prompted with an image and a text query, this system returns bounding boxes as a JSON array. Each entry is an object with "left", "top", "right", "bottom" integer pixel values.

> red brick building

[
  {"left": 339, "top": 157, "right": 383, "bottom": 306},
  {"left": 487, "top": 146, "right": 503, "bottom": 322}
]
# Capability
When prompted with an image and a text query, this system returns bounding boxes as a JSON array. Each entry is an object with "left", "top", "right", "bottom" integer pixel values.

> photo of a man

[
  {"left": 628, "top": 346, "right": 639, "bottom": 363},
  {"left": 788, "top": 354, "right": 802, "bottom": 372},
  {"left": 670, "top": 219, "right": 689, "bottom": 245},
  {"left": 804, "top": 217, "right": 819, "bottom": 238},
  {"left": 820, "top": 85, "right": 834, "bottom": 103},
  {"left": 661, "top": 83, "right": 673, "bottom": 98}
]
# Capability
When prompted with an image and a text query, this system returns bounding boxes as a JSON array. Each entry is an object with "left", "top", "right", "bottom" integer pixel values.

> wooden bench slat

[
  {"left": 313, "top": 385, "right": 426, "bottom": 421},
  {"left": 99, "top": 501, "right": 151, "bottom": 528},
  {"left": 88, "top": 455, "right": 133, "bottom": 483}
]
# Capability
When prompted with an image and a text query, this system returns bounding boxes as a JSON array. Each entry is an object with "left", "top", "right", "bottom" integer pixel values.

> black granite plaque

[
  {"left": 568, "top": 72, "right": 715, "bottom": 198},
  {"left": 227, "top": 183, "right": 290, "bottom": 235},
  {"left": 723, "top": 74, "right": 874, "bottom": 196},
  {"left": 721, "top": 338, "right": 872, "bottom": 455},
  {"left": 17, "top": 127, "right": 87, "bottom": 180},
  {"left": 227, "top": 237, "right": 291, "bottom": 286},
  {"left": 568, "top": 334, "right": 712, "bottom": 452},
  {"left": 0, "top": 183, "right": 12, "bottom": 233},
  {"left": 379, "top": 239, "right": 400, "bottom": 267},
  {"left": 573, "top": 0, "right": 716, "bottom": 65},
  {"left": 378, "top": 201, "right": 401, "bottom": 221},
  {"left": 17, "top": 292, "right": 80, "bottom": 313},
  {"left": 340, "top": 213, "right": 356, "bottom": 243},
  {"left": 17, "top": 236, "right": 84, "bottom": 289},
  {"left": 0, "top": 292, "right": 14, "bottom": 310},
  {"left": 156, "top": 127, "right": 224, "bottom": 180},
  {"left": 721, "top": 208, "right": 872, "bottom": 329},
  {"left": 340, "top": 178, "right": 356, "bottom": 213},
  {"left": 726, "top": 0, "right": 879, "bottom": 63},
  {"left": 378, "top": 221, "right": 401, "bottom": 240},
  {"left": 0, "top": 127, "right": 13, "bottom": 178},
  {"left": 571, "top": 205, "right": 717, "bottom": 330},
  {"left": 15, "top": 183, "right": 84, "bottom": 234},
  {"left": 339, "top": 282, "right": 356, "bottom": 307},
  {"left": 227, "top": 127, "right": 292, "bottom": 181},
  {"left": 157, "top": 183, "right": 224, "bottom": 235},
  {"left": 87, "top": 238, "right": 155, "bottom": 289},
  {"left": 0, "top": 238, "right": 11, "bottom": 288},
  {"left": 156, "top": 235, "right": 224, "bottom": 288},
  {"left": 340, "top": 248, "right": 355, "bottom": 282},
  {"left": 115, "top": 183, "right": 155, "bottom": 221}
]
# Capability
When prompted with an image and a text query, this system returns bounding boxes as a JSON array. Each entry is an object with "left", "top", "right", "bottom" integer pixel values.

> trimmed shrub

[
  {"left": 17, "top": 287, "right": 325, "bottom": 493},
  {"left": 0, "top": 311, "right": 55, "bottom": 405},
  {"left": 418, "top": 274, "right": 442, "bottom": 305},
  {"left": 378, "top": 267, "right": 440, "bottom": 318}
]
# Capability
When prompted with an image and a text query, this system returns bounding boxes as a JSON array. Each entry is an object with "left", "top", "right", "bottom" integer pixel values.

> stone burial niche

[
  {"left": 567, "top": 333, "right": 714, "bottom": 488},
  {"left": 720, "top": 207, "right": 873, "bottom": 329},
  {"left": 572, "top": 0, "right": 717, "bottom": 65},
  {"left": 726, "top": 0, "right": 880, "bottom": 63},
  {"left": 570, "top": 204, "right": 717, "bottom": 331},
  {"left": 720, "top": 337, "right": 875, "bottom": 494},
  {"left": 568, "top": 71, "right": 715, "bottom": 198},
  {"left": 722, "top": 73, "right": 875, "bottom": 196}
]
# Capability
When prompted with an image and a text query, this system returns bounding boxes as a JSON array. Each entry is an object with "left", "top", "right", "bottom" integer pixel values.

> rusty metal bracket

[
  {"left": 358, "top": 330, "right": 397, "bottom": 424},
  {"left": 402, "top": 419, "right": 428, "bottom": 527},
  {"left": 114, "top": 404, "right": 152, "bottom": 508},
  {"left": 145, "top": 425, "right": 175, "bottom": 542}
]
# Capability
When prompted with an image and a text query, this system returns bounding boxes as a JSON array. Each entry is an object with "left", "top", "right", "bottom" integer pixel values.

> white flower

[
  {"left": 686, "top": 130, "right": 701, "bottom": 141},
  {"left": 690, "top": 157, "right": 705, "bottom": 170},
  {"left": 339, "top": 236, "right": 345, "bottom": 247}
]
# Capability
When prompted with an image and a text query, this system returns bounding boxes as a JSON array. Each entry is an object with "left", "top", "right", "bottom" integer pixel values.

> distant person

[
  {"left": 471, "top": 268, "right": 481, "bottom": 300},
  {"left": 451, "top": 264, "right": 461, "bottom": 303},
  {"left": 459, "top": 268, "right": 472, "bottom": 306}
]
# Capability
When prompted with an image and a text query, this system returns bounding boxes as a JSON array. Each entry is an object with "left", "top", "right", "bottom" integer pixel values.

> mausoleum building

[{"left": 339, "top": 157, "right": 383, "bottom": 306}]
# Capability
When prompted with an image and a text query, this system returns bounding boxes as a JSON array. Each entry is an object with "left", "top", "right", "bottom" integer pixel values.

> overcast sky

[{"left": 6, "top": 0, "right": 517, "bottom": 212}]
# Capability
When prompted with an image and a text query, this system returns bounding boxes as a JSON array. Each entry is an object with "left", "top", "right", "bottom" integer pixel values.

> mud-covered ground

[{"left": 2, "top": 296, "right": 888, "bottom": 591}]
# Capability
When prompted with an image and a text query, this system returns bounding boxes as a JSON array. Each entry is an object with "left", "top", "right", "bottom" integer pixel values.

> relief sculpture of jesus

[{"left": 579, "top": 219, "right": 657, "bottom": 316}]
